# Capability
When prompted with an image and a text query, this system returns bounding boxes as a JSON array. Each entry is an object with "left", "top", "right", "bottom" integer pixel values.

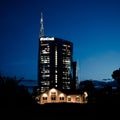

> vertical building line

[{"left": 40, "top": 12, "right": 44, "bottom": 38}]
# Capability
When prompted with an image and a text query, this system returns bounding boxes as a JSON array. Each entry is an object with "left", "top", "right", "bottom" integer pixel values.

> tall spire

[{"left": 40, "top": 12, "right": 44, "bottom": 38}]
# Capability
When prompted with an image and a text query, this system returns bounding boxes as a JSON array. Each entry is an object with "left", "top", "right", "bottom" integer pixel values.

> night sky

[{"left": 1, "top": 0, "right": 120, "bottom": 82}]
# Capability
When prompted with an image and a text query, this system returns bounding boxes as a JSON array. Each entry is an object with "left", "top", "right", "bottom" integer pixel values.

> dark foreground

[{"left": 1, "top": 103, "right": 120, "bottom": 119}]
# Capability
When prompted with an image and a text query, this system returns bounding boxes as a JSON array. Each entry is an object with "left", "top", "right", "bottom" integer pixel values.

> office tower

[{"left": 38, "top": 13, "right": 76, "bottom": 93}]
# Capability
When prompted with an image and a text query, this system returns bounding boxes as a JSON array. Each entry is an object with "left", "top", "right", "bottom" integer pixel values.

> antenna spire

[{"left": 40, "top": 12, "right": 44, "bottom": 38}]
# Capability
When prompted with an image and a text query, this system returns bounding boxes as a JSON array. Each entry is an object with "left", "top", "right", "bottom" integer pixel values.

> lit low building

[{"left": 35, "top": 88, "right": 88, "bottom": 104}]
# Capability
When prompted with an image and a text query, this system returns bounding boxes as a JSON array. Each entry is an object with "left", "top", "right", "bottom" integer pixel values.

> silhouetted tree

[
  {"left": 0, "top": 75, "right": 35, "bottom": 108},
  {"left": 112, "top": 68, "right": 120, "bottom": 84},
  {"left": 79, "top": 80, "right": 95, "bottom": 92},
  {"left": 79, "top": 80, "right": 95, "bottom": 103}
]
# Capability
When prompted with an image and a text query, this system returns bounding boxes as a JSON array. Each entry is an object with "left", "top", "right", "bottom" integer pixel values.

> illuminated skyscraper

[{"left": 38, "top": 13, "right": 76, "bottom": 93}]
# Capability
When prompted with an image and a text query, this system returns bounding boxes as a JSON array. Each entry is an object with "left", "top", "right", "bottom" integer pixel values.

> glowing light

[
  {"left": 84, "top": 92, "right": 88, "bottom": 97},
  {"left": 40, "top": 37, "right": 54, "bottom": 41},
  {"left": 50, "top": 88, "right": 57, "bottom": 92},
  {"left": 42, "top": 93, "right": 48, "bottom": 97},
  {"left": 59, "top": 93, "right": 64, "bottom": 97}
]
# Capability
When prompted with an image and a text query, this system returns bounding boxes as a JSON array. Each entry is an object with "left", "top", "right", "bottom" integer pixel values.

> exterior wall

[
  {"left": 35, "top": 88, "right": 88, "bottom": 104},
  {"left": 67, "top": 95, "right": 85, "bottom": 103}
]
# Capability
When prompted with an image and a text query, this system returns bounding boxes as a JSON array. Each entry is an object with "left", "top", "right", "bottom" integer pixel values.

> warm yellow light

[
  {"left": 59, "top": 93, "right": 64, "bottom": 97},
  {"left": 50, "top": 88, "right": 56, "bottom": 92},
  {"left": 84, "top": 92, "right": 88, "bottom": 97},
  {"left": 42, "top": 93, "right": 48, "bottom": 97}
]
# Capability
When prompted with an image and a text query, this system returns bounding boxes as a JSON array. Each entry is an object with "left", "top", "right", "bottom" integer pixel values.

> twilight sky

[{"left": 1, "top": 0, "right": 120, "bottom": 82}]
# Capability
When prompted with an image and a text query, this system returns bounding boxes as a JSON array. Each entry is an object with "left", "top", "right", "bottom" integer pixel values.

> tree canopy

[
  {"left": 0, "top": 75, "right": 35, "bottom": 108},
  {"left": 112, "top": 68, "right": 120, "bottom": 84}
]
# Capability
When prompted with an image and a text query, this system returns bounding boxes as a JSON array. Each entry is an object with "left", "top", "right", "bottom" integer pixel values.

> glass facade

[{"left": 38, "top": 37, "right": 74, "bottom": 93}]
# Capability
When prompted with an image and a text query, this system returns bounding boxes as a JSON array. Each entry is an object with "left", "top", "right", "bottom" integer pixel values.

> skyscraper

[{"left": 38, "top": 13, "right": 76, "bottom": 93}]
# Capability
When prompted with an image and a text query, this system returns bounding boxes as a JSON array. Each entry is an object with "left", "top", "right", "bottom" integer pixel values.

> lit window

[
  {"left": 50, "top": 88, "right": 56, "bottom": 94},
  {"left": 76, "top": 96, "right": 80, "bottom": 102},
  {"left": 51, "top": 92, "right": 56, "bottom": 95},
  {"left": 67, "top": 96, "right": 71, "bottom": 101}
]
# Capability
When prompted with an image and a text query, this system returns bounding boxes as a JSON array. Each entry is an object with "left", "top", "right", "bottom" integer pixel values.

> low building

[{"left": 35, "top": 88, "right": 88, "bottom": 104}]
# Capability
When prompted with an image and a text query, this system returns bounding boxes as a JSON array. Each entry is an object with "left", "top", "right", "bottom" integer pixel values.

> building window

[
  {"left": 60, "top": 97, "right": 64, "bottom": 100},
  {"left": 76, "top": 96, "right": 80, "bottom": 102},
  {"left": 67, "top": 96, "right": 71, "bottom": 101},
  {"left": 51, "top": 92, "right": 56, "bottom": 95},
  {"left": 51, "top": 97, "right": 56, "bottom": 100},
  {"left": 43, "top": 97, "right": 47, "bottom": 100}
]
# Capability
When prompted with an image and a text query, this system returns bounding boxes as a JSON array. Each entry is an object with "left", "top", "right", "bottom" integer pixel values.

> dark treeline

[
  {"left": 0, "top": 75, "right": 38, "bottom": 118},
  {"left": 79, "top": 68, "right": 120, "bottom": 104},
  {"left": 0, "top": 75, "right": 35, "bottom": 107},
  {"left": 79, "top": 79, "right": 120, "bottom": 104},
  {"left": 1, "top": 68, "right": 120, "bottom": 118}
]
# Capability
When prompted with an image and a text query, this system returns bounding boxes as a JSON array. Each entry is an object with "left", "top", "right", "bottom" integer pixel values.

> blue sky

[{"left": 1, "top": 0, "right": 120, "bottom": 82}]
